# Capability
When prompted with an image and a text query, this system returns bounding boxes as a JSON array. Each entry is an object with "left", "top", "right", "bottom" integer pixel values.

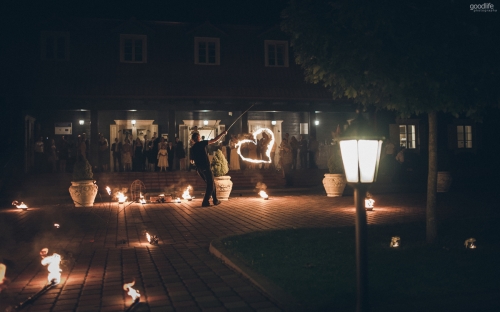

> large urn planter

[
  {"left": 69, "top": 180, "right": 98, "bottom": 207},
  {"left": 322, "top": 173, "right": 347, "bottom": 197},
  {"left": 214, "top": 176, "right": 233, "bottom": 200},
  {"left": 437, "top": 171, "right": 453, "bottom": 193}
]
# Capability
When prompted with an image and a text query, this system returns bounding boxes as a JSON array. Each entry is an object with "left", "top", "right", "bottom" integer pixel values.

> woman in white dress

[
  {"left": 229, "top": 135, "right": 240, "bottom": 170},
  {"left": 157, "top": 139, "right": 168, "bottom": 172}
]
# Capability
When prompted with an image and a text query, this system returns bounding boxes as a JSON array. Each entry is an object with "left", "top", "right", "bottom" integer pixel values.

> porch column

[
  {"left": 90, "top": 109, "right": 99, "bottom": 169},
  {"left": 169, "top": 109, "right": 176, "bottom": 140}
]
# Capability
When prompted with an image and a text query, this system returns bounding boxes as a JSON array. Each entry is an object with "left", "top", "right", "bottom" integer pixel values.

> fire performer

[{"left": 191, "top": 130, "right": 227, "bottom": 207}]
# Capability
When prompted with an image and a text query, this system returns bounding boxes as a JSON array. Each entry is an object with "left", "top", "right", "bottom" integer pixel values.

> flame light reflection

[
  {"left": 236, "top": 128, "right": 275, "bottom": 164},
  {"left": 123, "top": 281, "right": 141, "bottom": 302}
]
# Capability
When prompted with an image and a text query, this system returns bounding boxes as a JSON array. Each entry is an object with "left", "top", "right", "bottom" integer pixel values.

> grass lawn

[{"left": 215, "top": 217, "right": 500, "bottom": 311}]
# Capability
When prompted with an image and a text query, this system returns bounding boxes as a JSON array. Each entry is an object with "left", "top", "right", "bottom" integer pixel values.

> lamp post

[{"left": 339, "top": 111, "right": 384, "bottom": 312}]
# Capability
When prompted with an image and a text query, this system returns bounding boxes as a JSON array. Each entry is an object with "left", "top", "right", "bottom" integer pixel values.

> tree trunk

[{"left": 426, "top": 111, "right": 438, "bottom": 243}]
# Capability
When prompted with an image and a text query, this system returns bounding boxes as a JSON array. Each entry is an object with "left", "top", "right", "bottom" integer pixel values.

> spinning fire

[{"left": 235, "top": 128, "right": 275, "bottom": 164}]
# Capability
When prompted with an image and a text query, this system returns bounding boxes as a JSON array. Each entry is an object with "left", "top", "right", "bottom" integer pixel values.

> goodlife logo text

[{"left": 470, "top": 3, "right": 497, "bottom": 12}]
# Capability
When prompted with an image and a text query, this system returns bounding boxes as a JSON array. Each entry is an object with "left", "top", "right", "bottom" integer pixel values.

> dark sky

[{"left": 7, "top": 0, "right": 289, "bottom": 24}]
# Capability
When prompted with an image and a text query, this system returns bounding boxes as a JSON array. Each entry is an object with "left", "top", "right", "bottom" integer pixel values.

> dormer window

[
  {"left": 194, "top": 37, "right": 220, "bottom": 65},
  {"left": 265, "top": 40, "right": 289, "bottom": 67},
  {"left": 120, "top": 34, "right": 147, "bottom": 63},
  {"left": 41, "top": 31, "right": 70, "bottom": 61}
]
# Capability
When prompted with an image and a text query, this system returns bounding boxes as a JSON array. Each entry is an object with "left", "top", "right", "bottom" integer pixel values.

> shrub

[
  {"left": 211, "top": 149, "right": 229, "bottom": 177},
  {"left": 72, "top": 158, "right": 93, "bottom": 181}
]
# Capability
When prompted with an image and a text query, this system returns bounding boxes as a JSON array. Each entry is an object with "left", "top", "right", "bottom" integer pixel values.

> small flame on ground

[
  {"left": 123, "top": 281, "right": 141, "bottom": 302},
  {"left": 106, "top": 186, "right": 111, "bottom": 195},
  {"left": 0, "top": 263, "right": 6, "bottom": 287},
  {"left": 40, "top": 248, "right": 49, "bottom": 259},
  {"left": 365, "top": 198, "right": 375, "bottom": 210},
  {"left": 117, "top": 192, "right": 127, "bottom": 203},
  {"left": 259, "top": 190, "right": 269, "bottom": 199},
  {"left": 182, "top": 186, "right": 192, "bottom": 200},
  {"left": 390, "top": 236, "right": 400, "bottom": 248},
  {"left": 54, "top": 223, "right": 60, "bottom": 228},
  {"left": 465, "top": 238, "right": 477, "bottom": 249},
  {"left": 146, "top": 232, "right": 151, "bottom": 243},
  {"left": 41, "top": 253, "right": 62, "bottom": 284},
  {"left": 175, "top": 198, "right": 181, "bottom": 203},
  {"left": 12, "top": 201, "right": 28, "bottom": 209}
]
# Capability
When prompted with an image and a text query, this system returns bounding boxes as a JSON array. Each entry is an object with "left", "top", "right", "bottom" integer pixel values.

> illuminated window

[
  {"left": 399, "top": 125, "right": 416, "bottom": 149},
  {"left": 41, "top": 31, "right": 69, "bottom": 61},
  {"left": 120, "top": 34, "right": 147, "bottom": 63},
  {"left": 457, "top": 125, "right": 472, "bottom": 148},
  {"left": 194, "top": 37, "right": 220, "bottom": 65},
  {"left": 265, "top": 40, "right": 289, "bottom": 67}
]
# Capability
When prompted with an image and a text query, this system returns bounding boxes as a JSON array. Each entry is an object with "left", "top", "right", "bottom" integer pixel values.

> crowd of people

[{"left": 33, "top": 129, "right": 322, "bottom": 177}]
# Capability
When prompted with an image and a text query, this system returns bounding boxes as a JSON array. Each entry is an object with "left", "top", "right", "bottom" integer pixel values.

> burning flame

[
  {"left": 139, "top": 192, "right": 146, "bottom": 204},
  {"left": 182, "top": 186, "right": 192, "bottom": 200},
  {"left": 146, "top": 232, "right": 151, "bottom": 242},
  {"left": 54, "top": 223, "right": 60, "bottom": 228},
  {"left": 12, "top": 201, "right": 28, "bottom": 209},
  {"left": 41, "top": 253, "right": 62, "bottom": 284},
  {"left": 235, "top": 128, "right": 275, "bottom": 164},
  {"left": 365, "top": 198, "right": 375, "bottom": 210},
  {"left": 0, "top": 263, "right": 6, "bottom": 288},
  {"left": 106, "top": 186, "right": 111, "bottom": 195},
  {"left": 117, "top": 192, "right": 127, "bottom": 203},
  {"left": 175, "top": 198, "right": 181, "bottom": 203},
  {"left": 465, "top": 238, "right": 476, "bottom": 249},
  {"left": 123, "top": 281, "right": 140, "bottom": 302},
  {"left": 259, "top": 190, "right": 269, "bottom": 199},
  {"left": 390, "top": 236, "right": 400, "bottom": 248}
]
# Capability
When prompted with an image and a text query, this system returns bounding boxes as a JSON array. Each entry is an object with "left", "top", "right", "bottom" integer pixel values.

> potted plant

[
  {"left": 68, "top": 158, "right": 98, "bottom": 207},
  {"left": 437, "top": 150, "right": 453, "bottom": 192},
  {"left": 211, "top": 149, "right": 233, "bottom": 200},
  {"left": 322, "top": 147, "right": 347, "bottom": 197}
]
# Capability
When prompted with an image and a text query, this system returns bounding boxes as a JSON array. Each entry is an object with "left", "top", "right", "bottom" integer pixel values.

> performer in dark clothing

[{"left": 191, "top": 130, "right": 227, "bottom": 207}]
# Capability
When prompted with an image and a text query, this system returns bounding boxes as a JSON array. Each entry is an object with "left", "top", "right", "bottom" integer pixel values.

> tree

[{"left": 282, "top": 0, "right": 499, "bottom": 243}]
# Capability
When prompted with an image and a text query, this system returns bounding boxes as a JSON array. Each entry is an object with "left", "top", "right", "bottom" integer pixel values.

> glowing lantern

[
  {"left": 258, "top": 190, "right": 269, "bottom": 200},
  {"left": 390, "top": 236, "right": 400, "bottom": 248},
  {"left": 41, "top": 253, "right": 62, "bottom": 284},
  {"left": 123, "top": 281, "right": 141, "bottom": 302},
  {"left": 464, "top": 238, "right": 476, "bottom": 249}
]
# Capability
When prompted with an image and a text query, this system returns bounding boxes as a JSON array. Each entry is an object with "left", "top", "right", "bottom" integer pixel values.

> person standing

[
  {"left": 290, "top": 136, "right": 299, "bottom": 170},
  {"left": 121, "top": 139, "right": 132, "bottom": 172},
  {"left": 58, "top": 136, "right": 69, "bottom": 173},
  {"left": 48, "top": 139, "right": 58, "bottom": 173},
  {"left": 229, "top": 135, "right": 241, "bottom": 171},
  {"left": 98, "top": 134, "right": 109, "bottom": 172},
  {"left": 111, "top": 138, "right": 121, "bottom": 172},
  {"left": 34, "top": 136, "right": 45, "bottom": 173},
  {"left": 133, "top": 138, "right": 144, "bottom": 171},
  {"left": 191, "top": 130, "right": 227, "bottom": 207},
  {"left": 279, "top": 137, "right": 293, "bottom": 186},
  {"left": 157, "top": 138, "right": 168, "bottom": 172},
  {"left": 308, "top": 135, "right": 319, "bottom": 169},
  {"left": 167, "top": 141, "right": 175, "bottom": 171},
  {"left": 175, "top": 137, "right": 186, "bottom": 170},
  {"left": 299, "top": 135, "right": 308, "bottom": 169}
]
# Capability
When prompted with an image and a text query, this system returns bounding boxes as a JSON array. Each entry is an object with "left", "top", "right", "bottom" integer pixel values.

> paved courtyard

[{"left": 0, "top": 190, "right": 472, "bottom": 311}]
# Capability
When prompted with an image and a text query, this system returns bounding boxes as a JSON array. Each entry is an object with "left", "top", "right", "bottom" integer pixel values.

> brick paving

[{"left": 0, "top": 188, "right": 486, "bottom": 311}]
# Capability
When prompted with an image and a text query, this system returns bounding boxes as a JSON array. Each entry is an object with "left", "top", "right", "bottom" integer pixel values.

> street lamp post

[{"left": 339, "top": 112, "right": 384, "bottom": 312}]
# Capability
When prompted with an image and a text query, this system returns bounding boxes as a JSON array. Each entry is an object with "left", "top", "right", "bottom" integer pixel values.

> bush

[
  {"left": 211, "top": 149, "right": 229, "bottom": 177},
  {"left": 72, "top": 158, "right": 93, "bottom": 181},
  {"left": 327, "top": 146, "right": 344, "bottom": 174}
]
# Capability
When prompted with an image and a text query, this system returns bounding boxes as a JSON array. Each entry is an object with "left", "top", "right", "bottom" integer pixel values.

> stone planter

[
  {"left": 437, "top": 171, "right": 453, "bottom": 193},
  {"left": 214, "top": 176, "right": 233, "bottom": 200},
  {"left": 322, "top": 173, "right": 347, "bottom": 197},
  {"left": 69, "top": 180, "right": 98, "bottom": 207}
]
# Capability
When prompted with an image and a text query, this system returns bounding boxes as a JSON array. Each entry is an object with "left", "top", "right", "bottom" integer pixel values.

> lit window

[
  {"left": 120, "top": 34, "right": 147, "bottom": 63},
  {"left": 265, "top": 40, "right": 289, "bottom": 67},
  {"left": 399, "top": 125, "right": 416, "bottom": 149},
  {"left": 457, "top": 125, "right": 472, "bottom": 148},
  {"left": 41, "top": 31, "right": 70, "bottom": 61},
  {"left": 194, "top": 37, "right": 220, "bottom": 65}
]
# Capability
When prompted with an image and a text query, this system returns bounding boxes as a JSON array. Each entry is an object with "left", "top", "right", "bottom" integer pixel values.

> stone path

[{"left": 0, "top": 192, "right": 442, "bottom": 311}]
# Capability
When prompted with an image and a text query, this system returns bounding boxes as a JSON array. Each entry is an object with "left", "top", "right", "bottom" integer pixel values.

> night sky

[{"left": 6, "top": 0, "right": 289, "bottom": 24}]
